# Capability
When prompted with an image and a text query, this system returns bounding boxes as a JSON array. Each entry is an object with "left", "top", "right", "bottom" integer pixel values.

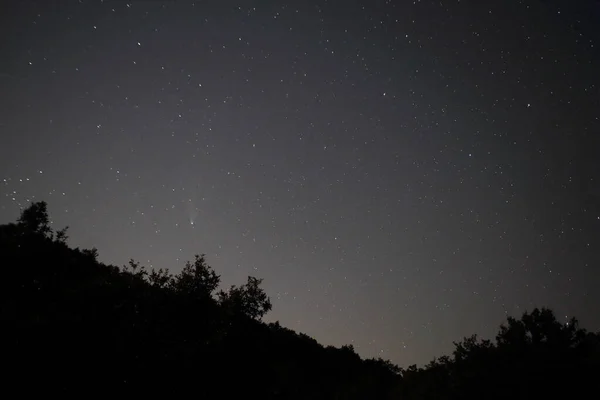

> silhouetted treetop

[
  {"left": 12, "top": 200, "right": 69, "bottom": 244},
  {"left": 172, "top": 253, "right": 220, "bottom": 300},
  {"left": 218, "top": 276, "right": 272, "bottom": 320},
  {"left": 17, "top": 200, "right": 51, "bottom": 236},
  {"left": 496, "top": 307, "right": 585, "bottom": 349}
]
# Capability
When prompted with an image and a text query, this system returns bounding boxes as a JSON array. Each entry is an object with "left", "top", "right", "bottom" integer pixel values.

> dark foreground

[{"left": 2, "top": 202, "right": 598, "bottom": 398}]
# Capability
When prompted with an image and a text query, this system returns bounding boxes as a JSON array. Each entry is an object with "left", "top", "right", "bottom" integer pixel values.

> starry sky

[{"left": 1, "top": 0, "right": 599, "bottom": 367}]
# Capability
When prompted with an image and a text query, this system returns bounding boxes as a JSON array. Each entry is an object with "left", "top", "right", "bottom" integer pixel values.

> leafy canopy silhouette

[{"left": 218, "top": 276, "right": 273, "bottom": 320}]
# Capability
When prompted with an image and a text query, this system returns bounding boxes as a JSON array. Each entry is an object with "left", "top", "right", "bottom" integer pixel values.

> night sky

[{"left": 1, "top": 0, "right": 599, "bottom": 367}]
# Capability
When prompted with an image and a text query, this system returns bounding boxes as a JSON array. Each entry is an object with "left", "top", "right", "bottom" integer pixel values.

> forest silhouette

[{"left": 2, "top": 201, "right": 598, "bottom": 398}]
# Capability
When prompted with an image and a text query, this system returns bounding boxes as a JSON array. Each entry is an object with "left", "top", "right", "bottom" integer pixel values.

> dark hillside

[
  {"left": 2, "top": 202, "right": 598, "bottom": 398},
  {"left": 1, "top": 201, "right": 399, "bottom": 397}
]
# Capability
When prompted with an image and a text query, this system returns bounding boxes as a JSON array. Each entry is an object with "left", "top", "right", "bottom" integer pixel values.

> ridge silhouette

[{"left": 2, "top": 201, "right": 598, "bottom": 398}]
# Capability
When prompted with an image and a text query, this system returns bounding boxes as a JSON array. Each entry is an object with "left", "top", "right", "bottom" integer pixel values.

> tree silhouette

[
  {"left": 218, "top": 276, "right": 272, "bottom": 320},
  {"left": 395, "top": 307, "right": 600, "bottom": 400},
  {"left": 172, "top": 253, "right": 220, "bottom": 300},
  {"left": 496, "top": 307, "right": 584, "bottom": 349},
  {"left": 16, "top": 200, "right": 52, "bottom": 236},
  {"left": 147, "top": 267, "right": 174, "bottom": 289}
]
